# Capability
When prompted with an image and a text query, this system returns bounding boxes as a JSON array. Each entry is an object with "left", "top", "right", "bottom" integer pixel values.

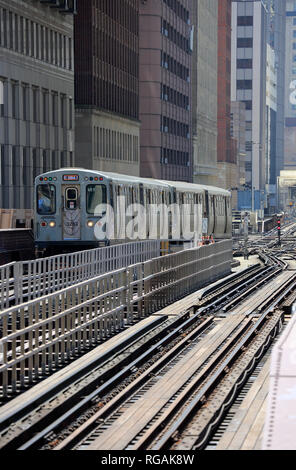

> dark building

[
  {"left": 74, "top": 0, "right": 140, "bottom": 176},
  {"left": 139, "top": 0, "right": 193, "bottom": 181}
]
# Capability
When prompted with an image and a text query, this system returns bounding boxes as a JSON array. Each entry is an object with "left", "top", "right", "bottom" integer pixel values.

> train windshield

[
  {"left": 37, "top": 184, "right": 56, "bottom": 215},
  {"left": 86, "top": 185, "right": 107, "bottom": 214}
]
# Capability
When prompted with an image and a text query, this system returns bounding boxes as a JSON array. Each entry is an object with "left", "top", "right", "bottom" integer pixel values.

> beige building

[
  {"left": 192, "top": 0, "right": 218, "bottom": 186},
  {"left": 0, "top": 0, "right": 75, "bottom": 216},
  {"left": 75, "top": 110, "right": 140, "bottom": 176}
]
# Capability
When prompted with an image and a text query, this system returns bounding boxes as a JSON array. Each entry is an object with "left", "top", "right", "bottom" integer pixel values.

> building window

[
  {"left": 11, "top": 82, "right": 18, "bottom": 119},
  {"left": 237, "top": 16, "right": 253, "bottom": 26},
  {"left": 0, "top": 145, "right": 5, "bottom": 185},
  {"left": 237, "top": 80, "right": 252, "bottom": 90},
  {"left": 237, "top": 59, "right": 252, "bottom": 69},
  {"left": 32, "top": 87, "right": 38, "bottom": 123},
  {"left": 245, "top": 141, "right": 253, "bottom": 151},
  {"left": 22, "top": 85, "right": 29, "bottom": 121},
  {"left": 0, "top": 80, "right": 4, "bottom": 117},
  {"left": 69, "top": 98, "right": 73, "bottom": 129},
  {"left": 42, "top": 89, "right": 49, "bottom": 124},
  {"left": 60, "top": 94, "right": 66, "bottom": 128},
  {"left": 241, "top": 100, "right": 252, "bottom": 110},
  {"left": 52, "top": 92, "right": 58, "bottom": 126}
]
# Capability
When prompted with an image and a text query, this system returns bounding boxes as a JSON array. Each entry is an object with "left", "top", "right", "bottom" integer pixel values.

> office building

[
  {"left": 231, "top": 0, "right": 268, "bottom": 196},
  {"left": 192, "top": 0, "right": 218, "bottom": 186},
  {"left": 74, "top": 0, "right": 140, "bottom": 176},
  {"left": 0, "top": 0, "right": 75, "bottom": 215},
  {"left": 139, "top": 0, "right": 192, "bottom": 181},
  {"left": 217, "top": 0, "right": 238, "bottom": 192}
]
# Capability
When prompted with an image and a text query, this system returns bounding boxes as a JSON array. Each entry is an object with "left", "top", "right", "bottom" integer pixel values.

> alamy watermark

[{"left": 92, "top": 197, "right": 207, "bottom": 241}]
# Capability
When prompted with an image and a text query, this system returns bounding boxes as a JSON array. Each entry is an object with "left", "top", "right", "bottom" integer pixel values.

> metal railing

[
  {"left": 0, "top": 240, "right": 232, "bottom": 396},
  {"left": 0, "top": 240, "right": 161, "bottom": 310}
]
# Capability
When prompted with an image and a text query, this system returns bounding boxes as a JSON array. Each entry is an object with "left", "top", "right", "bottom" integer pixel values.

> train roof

[{"left": 36, "top": 168, "right": 231, "bottom": 196}]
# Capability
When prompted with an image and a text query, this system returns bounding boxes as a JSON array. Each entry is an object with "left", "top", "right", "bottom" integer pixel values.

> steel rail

[{"left": 150, "top": 310, "right": 284, "bottom": 451}]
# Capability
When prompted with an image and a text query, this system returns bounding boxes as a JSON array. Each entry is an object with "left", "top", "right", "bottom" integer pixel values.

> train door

[
  {"left": 224, "top": 196, "right": 231, "bottom": 235},
  {"left": 62, "top": 184, "right": 81, "bottom": 240}
]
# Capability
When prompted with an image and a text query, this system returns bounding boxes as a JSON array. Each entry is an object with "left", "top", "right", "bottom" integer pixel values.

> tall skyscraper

[
  {"left": 74, "top": 0, "right": 140, "bottom": 176},
  {"left": 0, "top": 0, "right": 75, "bottom": 216},
  {"left": 269, "top": 0, "right": 286, "bottom": 184},
  {"left": 284, "top": 0, "right": 296, "bottom": 170},
  {"left": 231, "top": 0, "right": 268, "bottom": 198},
  {"left": 139, "top": 0, "right": 192, "bottom": 182}
]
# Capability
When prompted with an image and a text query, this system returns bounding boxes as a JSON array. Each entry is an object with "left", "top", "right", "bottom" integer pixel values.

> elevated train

[{"left": 34, "top": 168, "right": 232, "bottom": 254}]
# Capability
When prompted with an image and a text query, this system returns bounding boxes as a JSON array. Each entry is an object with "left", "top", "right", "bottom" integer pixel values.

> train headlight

[
  {"left": 87, "top": 220, "right": 94, "bottom": 227},
  {"left": 49, "top": 221, "right": 56, "bottom": 228}
]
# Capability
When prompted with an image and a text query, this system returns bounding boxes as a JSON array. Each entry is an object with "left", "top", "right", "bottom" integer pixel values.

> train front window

[
  {"left": 65, "top": 187, "right": 78, "bottom": 210},
  {"left": 86, "top": 185, "right": 107, "bottom": 214},
  {"left": 37, "top": 184, "right": 56, "bottom": 215}
]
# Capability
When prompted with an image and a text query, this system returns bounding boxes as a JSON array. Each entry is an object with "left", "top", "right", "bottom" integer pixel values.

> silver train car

[{"left": 34, "top": 168, "right": 232, "bottom": 253}]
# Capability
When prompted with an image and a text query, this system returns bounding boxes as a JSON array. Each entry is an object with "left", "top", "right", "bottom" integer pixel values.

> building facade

[
  {"left": 231, "top": 100, "right": 246, "bottom": 189},
  {"left": 74, "top": 0, "right": 140, "bottom": 176},
  {"left": 266, "top": 43, "right": 278, "bottom": 212},
  {"left": 268, "top": 0, "right": 286, "bottom": 185},
  {"left": 231, "top": 0, "right": 267, "bottom": 195},
  {"left": 285, "top": 0, "right": 296, "bottom": 171},
  {"left": 192, "top": 0, "right": 218, "bottom": 186},
  {"left": 0, "top": 0, "right": 75, "bottom": 214},
  {"left": 217, "top": 0, "right": 238, "bottom": 192},
  {"left": 139, "top": 0, "right": 192, "bottom": 182}
]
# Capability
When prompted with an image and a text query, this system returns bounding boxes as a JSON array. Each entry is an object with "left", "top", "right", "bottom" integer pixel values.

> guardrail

[
  {"left": 0, "top": 240, "right": 232, "bottom": 396},
  {"left": 0, "top": 240, "right": 161, "bottom": 310}
]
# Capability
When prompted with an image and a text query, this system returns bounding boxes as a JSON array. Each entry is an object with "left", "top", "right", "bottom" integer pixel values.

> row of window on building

[
  {"left": 0, "top": 7, "right": 73, "bottom": 70},
  {"left": 163, "top": 0, "right": 190, "bottom": 24},
  {"left": 93, "top": 126, "right": 139, "bottom": 163},
  {"left": 0, "top": 144, "right": 73, "bottom": 185},
  {"left": 0, "top": 79, "right": 73, "bottom": 129},
  {"left": 161, "top": 84, "right": 190, "bottom": 110},
  {"left": 162, "top": 115, "right": 190, "bottom": 138},
  {"left": 0, "top": 145, "right": 73, "bottom": 208},
  {"left": 94, "top": 30, "right": 138, "bottom": 77},
  {"left": 161, "top": 19, "right": 191, "bottom": 53},
  {"left": 90, "top": 78, "right": 138, "bottom": 120},
  {"left": 161, "top": 51, "right": 190, "bottom": 82},
  {"left": 161, "top": 147, "right": 190, "bottom": 167},
  {"left": 96, "top": 0, "right": 139, "bottom": 36}
]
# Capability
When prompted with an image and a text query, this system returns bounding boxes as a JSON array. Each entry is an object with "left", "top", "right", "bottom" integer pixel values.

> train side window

[
  {"left": 37, "top": 184, "right": 56, "bottom": 214},
  {"left": 86, "top": 185, "right": 107, "bottom": 214}
]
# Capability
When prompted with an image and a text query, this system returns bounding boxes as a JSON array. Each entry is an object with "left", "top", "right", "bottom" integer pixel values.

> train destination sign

[{"left": 63, "top": 175, "right": 79, "bottom": 181}]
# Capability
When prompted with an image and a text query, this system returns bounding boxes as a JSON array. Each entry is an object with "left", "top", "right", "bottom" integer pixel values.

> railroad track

[{"left": 0, "top": 243, "right": 295, "bottom": 451}]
